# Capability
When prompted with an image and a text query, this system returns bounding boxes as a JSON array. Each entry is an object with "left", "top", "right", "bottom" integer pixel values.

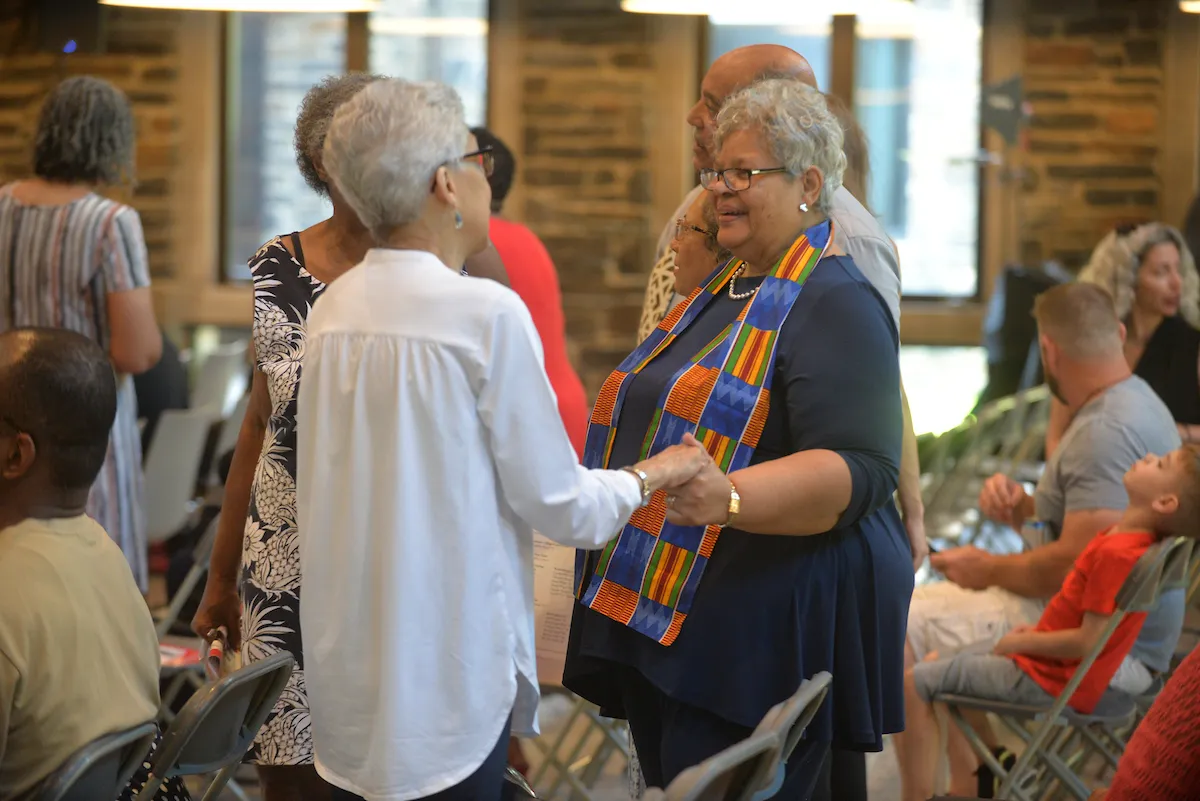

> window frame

[
  {"left": 695, "top": 0, "right": 1022, "bottom": 346},
  {"left": 216, "top": 6, "right": 490, "bottom": 283}
]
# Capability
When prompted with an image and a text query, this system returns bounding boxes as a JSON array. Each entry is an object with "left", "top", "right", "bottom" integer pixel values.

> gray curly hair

[
  {"left": 294, "top": 72, "right": 384, "bottom": 197},
  {"left": 713, "top": 78, "right": 847, "bottom": 212},
  {"left": 34, "top": 76, "right": 135, "bottom": 186},
  {"left": 1077, "top": 222, "right": 1200, "bottom": 328}
]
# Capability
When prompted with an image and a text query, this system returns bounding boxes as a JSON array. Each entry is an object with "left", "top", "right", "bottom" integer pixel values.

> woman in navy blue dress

[{"left": 563, "top": 79, "right": 913, "bottom": 799}]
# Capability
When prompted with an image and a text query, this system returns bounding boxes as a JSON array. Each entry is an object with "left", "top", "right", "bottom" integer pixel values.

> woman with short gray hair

[
  {"left": 0, "top": 75, "right": 162, "bottom": 590},
  {"left": 563, "top": 78, "right": 912, "bottom": 798},
  {"left": 294, "top": 77, "right": 706, "bottom": 801}
]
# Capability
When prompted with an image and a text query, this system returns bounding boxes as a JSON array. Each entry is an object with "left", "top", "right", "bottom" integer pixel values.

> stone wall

[
  {"left": 1019, "top": 0, "right": 1167, "bottom": 269},
  {"left": 0, "top": 7, "right": 182, "bottom": 278},
  {"left": 515, "top": 0, "right": 660, "bottom": 396}
]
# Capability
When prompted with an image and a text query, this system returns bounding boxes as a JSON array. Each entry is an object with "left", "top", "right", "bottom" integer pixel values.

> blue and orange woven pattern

[{"left": 576, "top": 220, "right": 833, "bottom": 645}]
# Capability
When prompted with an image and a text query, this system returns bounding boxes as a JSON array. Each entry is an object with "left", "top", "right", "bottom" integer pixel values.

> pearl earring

[
  {"left": 800, "top": 202, "right": 809, "bottom": 213},
  {"left": 454, "top": 210, "right": 464, "bottom": 230}
]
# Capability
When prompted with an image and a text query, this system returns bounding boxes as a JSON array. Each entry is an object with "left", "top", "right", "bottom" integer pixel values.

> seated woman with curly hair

[{"left": 1047, "top": 223, "right": 1200, "bottom": 454}]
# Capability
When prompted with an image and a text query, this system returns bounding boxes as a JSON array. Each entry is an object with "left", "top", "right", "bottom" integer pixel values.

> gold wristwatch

[{"left": 720, "top": 481, "right": 741, "bottom": 528}]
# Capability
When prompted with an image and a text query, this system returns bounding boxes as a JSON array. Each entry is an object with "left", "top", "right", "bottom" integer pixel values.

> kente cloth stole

[{"left": 576, "top": 219, "right": 833, "bottom": 646}]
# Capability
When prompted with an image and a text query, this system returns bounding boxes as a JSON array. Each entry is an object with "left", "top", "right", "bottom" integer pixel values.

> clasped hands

[{"left": 635, "top": 432, "right": 737, "bottom": 528}]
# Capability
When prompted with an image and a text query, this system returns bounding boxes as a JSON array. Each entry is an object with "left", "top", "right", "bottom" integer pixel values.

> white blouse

[{"left": 296, "top": 248, "right": 640, "bottom": 801}]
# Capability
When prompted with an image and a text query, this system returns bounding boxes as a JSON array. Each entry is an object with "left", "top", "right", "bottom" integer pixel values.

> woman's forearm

[
  {"left": 897, "top": 380, "right": 924, "bottom": 521},
  {"left": 206, "top": 378, "right": 269, "bottom": 587},
  {"left": 1178, "top": 422, "right": 1200, "bottom": 443},
  {"left": 729, "top": 449, "right": 852, "bottom": 536}
]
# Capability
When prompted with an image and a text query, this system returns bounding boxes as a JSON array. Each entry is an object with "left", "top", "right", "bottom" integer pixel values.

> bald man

[{"left": 629, "top": 43, "right": 918, "bottom": 801}]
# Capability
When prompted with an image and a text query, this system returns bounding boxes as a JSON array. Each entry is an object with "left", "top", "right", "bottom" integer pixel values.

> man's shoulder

[
  {"left": 830, "top": 189, "right": 895, "bottom": 255},
  {"left": 1077, "top": 377, "right": 1179, "bottom": 450}
]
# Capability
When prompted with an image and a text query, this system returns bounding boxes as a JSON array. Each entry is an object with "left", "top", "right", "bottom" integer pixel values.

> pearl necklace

[{"left": 727, "top": 264, "right": 759, "bottom": 300}]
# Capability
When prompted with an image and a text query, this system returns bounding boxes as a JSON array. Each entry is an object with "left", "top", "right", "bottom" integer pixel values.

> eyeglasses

[
  {"left": 461, "top": 146, "right": 495, "bottom": 178},
  {"left": 699, "top": 166, "right": 789, "bottom": 192},
  {"left": 674, "top": 218, "right": 716, "bottom": 240}
]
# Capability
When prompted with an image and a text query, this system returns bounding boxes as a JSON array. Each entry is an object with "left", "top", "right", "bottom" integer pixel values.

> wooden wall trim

[
  {"left": 648, "top": 12, "right": 702, "bottom": 235},
  {"left": 1161, "top": 3, "right": 1200, "bottom": 229},
  {"left": 486, "top": 0, "right": 524, "bottom": 221},
  {"left": 153, "top": 10, "right": 251, "bottom": 329}
]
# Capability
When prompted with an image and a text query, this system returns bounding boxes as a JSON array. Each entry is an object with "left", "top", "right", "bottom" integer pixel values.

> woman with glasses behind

[
  {"left": 562, "top": 80, "right": 913, "bottom": 798},
  {"left": 295, "top": 78, "right": 709, "bottom": 801}
]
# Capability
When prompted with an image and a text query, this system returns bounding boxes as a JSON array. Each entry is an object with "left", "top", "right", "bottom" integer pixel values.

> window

[
  {"left": 900, "top": 345, "right": 987, "bottom": 435},
  {"left": 855, "top": 0, "right": 983, "bottom": 297},
  {"left": 221, "top": 5, "right": 490, "bottom": 281},
  {"left": 707, "top": 0, "right": 984, "bottom": 299},
  {"left": 369, "top": 0, "right": 489, "bottom": 128},
  {"left": 224, "top": 12, "right": 347, "bottom": 280}
]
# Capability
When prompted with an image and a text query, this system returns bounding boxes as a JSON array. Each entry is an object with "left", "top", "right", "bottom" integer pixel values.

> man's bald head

[
  {"left": 688, "top": 45, "right": 817, "bottom": 170},
  {"left": 713, "top": 45, "right": 817, "bottom": 89}
]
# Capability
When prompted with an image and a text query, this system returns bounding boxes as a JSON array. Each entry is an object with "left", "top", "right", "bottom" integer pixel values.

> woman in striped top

[{"left": 0, "top": 76, "right": 162, "bottom": 591}]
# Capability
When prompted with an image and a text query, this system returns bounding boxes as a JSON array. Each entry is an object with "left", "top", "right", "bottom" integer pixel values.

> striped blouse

[{"left": 0, "top": 185, "right": 151, "bottom": 591}]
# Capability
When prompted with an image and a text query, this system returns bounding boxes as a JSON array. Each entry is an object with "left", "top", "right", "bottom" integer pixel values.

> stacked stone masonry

[
  {"left": 1020, "top": 0, "right": 1166, "bottom": 270},
  {"left": 0, "top": 7, "right": 182, "bottom": 279},
  {"left": 516, "top": 0, "right": 660, "bottom": 396}
]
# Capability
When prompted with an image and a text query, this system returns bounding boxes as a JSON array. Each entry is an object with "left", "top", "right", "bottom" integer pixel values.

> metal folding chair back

[
  {"left": 749, "top": 672, "right": 831, "bottom": 801},
  {"left": 32, "top": 722, "right": 156, "bottom": 801},
  {"left": 660, "top": 730, "right": 781, "bottom": 801},
  {"left": 143, "top": 408, "right": 213, "bottom": 543},
  {"left": 759, "top": 671, "right": 831, "bottom": 763},
  {"left": 135, "top": 651, "right": 294, "bottom": 801},
  {"left": 937, "top": 537, "right": 1189, "bottom": 801}
]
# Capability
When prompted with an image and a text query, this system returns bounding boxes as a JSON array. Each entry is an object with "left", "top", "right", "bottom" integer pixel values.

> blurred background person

[
  {"left": 1047, "top": 223, "right": 1200, "bottom": 456},
  {"left": 0, "top": 75, "right": 161, "bottom": 592},
  {"left": 471, "top": 126, "right": 589, "bottom": 456}
]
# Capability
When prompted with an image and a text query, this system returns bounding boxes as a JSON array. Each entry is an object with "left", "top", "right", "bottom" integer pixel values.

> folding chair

[
  {"left": 528, "top": 690, "right": 631, "bottom": 801},
  {"left": 135, "top": 651, "right": 294, "bottom": 801},
  {"left": 641, "top": 730, "right": 781, "bottom": 801},
  {"left": 934, "top": 537, "right": 1192, "bottom": 801},
  {"left": 31, "top": 722, "right": 157, "bottom": 801},
  {"left": 154, "top": 516, "right": 218, "bottom": 638},
  {"left": 749, "top": 672, "right": 832, "bottom": 801},
  {"left": 192, "top": 341, "right": 250, "bottom": 420},
  {"left": 143, "top": 408, "right": 213, "bottom": 544}
]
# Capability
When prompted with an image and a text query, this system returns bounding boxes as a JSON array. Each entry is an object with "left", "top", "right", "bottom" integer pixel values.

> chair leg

[{"left": 200, "top": 763, "right": 241, "bottom": 801}]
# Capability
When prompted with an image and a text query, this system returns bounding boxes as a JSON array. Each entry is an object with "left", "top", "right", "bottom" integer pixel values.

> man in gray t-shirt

[{"left": 910, "top": 284, "right": 1183, "bottom": 677}]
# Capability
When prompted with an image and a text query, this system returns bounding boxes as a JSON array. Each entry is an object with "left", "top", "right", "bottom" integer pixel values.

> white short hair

[
  {"left": 323, "top": 78, "right": 467, "bottom": 239},
  {"left": 714, "top": 78, "right": 847, "bottom": 213}
]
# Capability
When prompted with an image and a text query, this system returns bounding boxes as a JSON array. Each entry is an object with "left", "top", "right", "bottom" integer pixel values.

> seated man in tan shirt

[{"left": 0, "top": 328, "right": 163, "bottom": 800}]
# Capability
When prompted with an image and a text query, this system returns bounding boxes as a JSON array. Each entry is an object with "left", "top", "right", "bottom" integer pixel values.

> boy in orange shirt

[{"left": 898, "top": 445, "right": 1200, "bottom": 801}]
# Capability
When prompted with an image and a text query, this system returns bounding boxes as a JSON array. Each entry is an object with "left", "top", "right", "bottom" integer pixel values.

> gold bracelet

[{"left": 720, "top": 481, "right": 742, "bottom": 529}]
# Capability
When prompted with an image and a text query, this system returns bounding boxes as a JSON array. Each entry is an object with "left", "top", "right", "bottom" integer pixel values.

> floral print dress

[{"left": 240, "top": 235, "right": 325, "bottom": 765}]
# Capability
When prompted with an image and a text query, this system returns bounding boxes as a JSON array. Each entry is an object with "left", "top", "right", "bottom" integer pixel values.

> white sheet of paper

[{"left": 532, "top": 532, "right": 577, "bottom": 686}]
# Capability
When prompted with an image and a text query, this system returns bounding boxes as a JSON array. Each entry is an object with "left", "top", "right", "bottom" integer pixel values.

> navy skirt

[{"left": 563, "top": 504, "right": 913, "bottom": 751}]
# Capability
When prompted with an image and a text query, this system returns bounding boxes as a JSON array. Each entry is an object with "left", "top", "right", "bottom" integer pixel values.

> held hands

[
  {"left": 636, "top": 432, "right": 734, "bottom": 528},
  {"left": 637, "top": 432, "right": 713, "bottom": 491},
  {"left": 664, "top": 433, "right": 734, "bottom": 528},
  {"left": 929, "top": 545, "right": 996, "bottom": 591},
  {"left": 979, "top": 473, "right": 1028, "bottom": 530}
]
